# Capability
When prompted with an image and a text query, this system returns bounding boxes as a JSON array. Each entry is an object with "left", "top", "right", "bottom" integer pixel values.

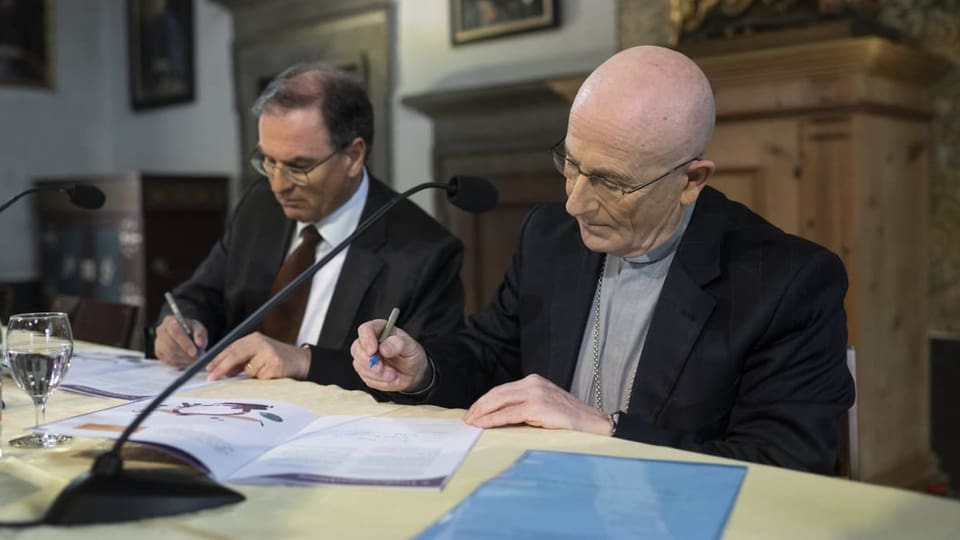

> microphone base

[{"left": 43, "top": 468, "right": 245, "bottom": 525}]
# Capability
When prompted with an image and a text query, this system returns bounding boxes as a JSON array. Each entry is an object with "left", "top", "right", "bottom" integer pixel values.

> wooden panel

[
  {"left": 450, "top": 172, "right": 564, "bottom": 315},
  {"left": 708, "top": 119, "right": 801, "bottom": 234},
  {"left": 852, "top": 114, "right": 934, "bottom": 486},
  {"left": 708, "top": 167, "right": 764, "bottom": 215}
]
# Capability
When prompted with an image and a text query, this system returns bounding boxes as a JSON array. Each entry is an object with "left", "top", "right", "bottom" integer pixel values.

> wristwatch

[{"left": 609, "top": 410, "right": 624, "bottom": 436}]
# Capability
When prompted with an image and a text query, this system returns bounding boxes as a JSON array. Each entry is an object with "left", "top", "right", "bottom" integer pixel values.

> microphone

[
  {"left": 0, "top": 183, "right": 106, "bottom": 213},
  {"left": 41, "top": 175, "right": 499, "bottom": 525}
]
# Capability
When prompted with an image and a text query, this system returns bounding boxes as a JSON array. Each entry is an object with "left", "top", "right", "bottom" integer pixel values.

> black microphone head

[
  {"left": 65, "top": 184, "right": 106, "bottom": 210},
  {"left": 446, "top": 176, "right": 498, "bottom": 213}
]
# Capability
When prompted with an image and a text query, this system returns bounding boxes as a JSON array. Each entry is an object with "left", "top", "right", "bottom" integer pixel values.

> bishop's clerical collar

[{"left": 624, "top": 201, "right": 696, "bottom": 265}]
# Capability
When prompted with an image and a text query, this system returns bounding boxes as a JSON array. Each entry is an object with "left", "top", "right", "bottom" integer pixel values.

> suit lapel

[
  {"left": 250, "top": 184, "right": 294, "bottom": 308},
  {"left": 547, "top": 222, "right": 603, "bottom": 390},
  {"left": 315, "top": 179, "right": 388, "bottom": 349},
  {"left": 628, "top": 188, "right": 727, "bottom": 420}
]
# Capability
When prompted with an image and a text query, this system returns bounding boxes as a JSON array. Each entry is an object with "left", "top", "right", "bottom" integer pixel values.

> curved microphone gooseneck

[
  {"left": 41, "top": 175, "right": 498, "bottom": 526},
  {"left": 0, "top": 183, "right": 106, "bottom": 213}
]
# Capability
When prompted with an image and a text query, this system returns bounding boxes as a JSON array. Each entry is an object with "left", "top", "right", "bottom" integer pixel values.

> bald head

[{"left": 570, "top": 46, "right": 715, "bottom": 166}]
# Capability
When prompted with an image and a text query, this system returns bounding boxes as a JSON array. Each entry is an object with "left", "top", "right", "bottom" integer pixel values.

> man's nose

[
  {"left": 564, "top": 175, "right": 596, "bottom": 217},
  {"left": 268, "top": 167, "right": 295, "bottom": 192}
]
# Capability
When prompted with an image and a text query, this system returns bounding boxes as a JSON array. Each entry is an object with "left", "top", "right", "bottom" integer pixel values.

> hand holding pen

[
  {"left": 369, "top": 307, "right": 400, "bottom": 367},
  {"left": 156, "top": 293, "right": 208, "bottom": 367}
]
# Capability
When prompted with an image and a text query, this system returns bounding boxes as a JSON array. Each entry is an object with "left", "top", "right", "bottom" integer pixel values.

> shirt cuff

[{"left": 399, "top": 356, "right": 437, "bottom": 396}]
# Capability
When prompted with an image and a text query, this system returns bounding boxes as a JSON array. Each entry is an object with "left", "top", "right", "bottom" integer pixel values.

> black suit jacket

[
  {"left": 162, "top": 176, "right": 465, "bottom": 391},
  {"left": 418, "top": 186, "right": 855, "bottom": 474}
]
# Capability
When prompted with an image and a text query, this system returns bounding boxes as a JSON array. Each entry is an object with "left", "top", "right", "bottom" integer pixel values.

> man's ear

[
  {"left": 679, "top": 159, "right": 714, "bottom": 206},
  {"left": 344, "top": 137, "right": 367, "bottom": 177}
]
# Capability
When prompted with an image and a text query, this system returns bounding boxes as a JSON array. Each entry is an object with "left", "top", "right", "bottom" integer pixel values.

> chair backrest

[
  {"left": 836, "top": 347, "right": 860, "bottom": 480},
  {"left": 53, "top": 296, "right": 140, "bottom": 349},
  {"left": 50, "top": 294, "right": 82, "bottom": 321}
]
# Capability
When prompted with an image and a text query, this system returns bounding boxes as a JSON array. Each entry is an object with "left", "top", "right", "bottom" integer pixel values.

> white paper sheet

[
  {"left": 37, "top": 398, "right": 481, "bottom": 488},
  {"left": 61, "top": 348, "right": 231, "bottom": 400}
]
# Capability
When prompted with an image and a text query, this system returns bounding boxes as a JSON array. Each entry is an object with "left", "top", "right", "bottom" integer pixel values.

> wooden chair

[
  {"left": 837, "top": 347, "right": 860, "bottom": 480},
  {"left": 52, "top": 295, "right": 140, "bottom": 349},
  {"left": 50, "top": 294, "right": 82, "bottom": 321}
]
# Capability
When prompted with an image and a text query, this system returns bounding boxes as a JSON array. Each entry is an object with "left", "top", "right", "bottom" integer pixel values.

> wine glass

[{"left": 6, "top": 312, "right": 74, "bottom": 448}]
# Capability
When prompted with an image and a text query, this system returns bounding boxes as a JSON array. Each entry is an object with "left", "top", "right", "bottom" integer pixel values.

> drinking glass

[{"left": 6, "top": 312, "right": 74, "bottom": 448}]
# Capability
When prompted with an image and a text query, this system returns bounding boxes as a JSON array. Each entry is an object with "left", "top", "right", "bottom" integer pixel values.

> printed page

[
  {"left": 62, "top": 348, "right": 236, "bottom": 400},
  {"left": 228, "top": 416, "right": 482, "bottom": 488},
  {"left": 37, "top": 397, "right": 317, "bottom": 480}
]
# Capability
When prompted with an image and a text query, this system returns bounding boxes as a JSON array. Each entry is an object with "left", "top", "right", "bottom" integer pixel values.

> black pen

[{"left": 164, "top": 292, "right": 194, "bottom": 340}]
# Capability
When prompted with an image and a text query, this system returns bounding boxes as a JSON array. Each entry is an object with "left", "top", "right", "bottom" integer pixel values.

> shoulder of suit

[
  {"left": 368, "top": 176, "right": 458, "bottom": 241},
  {"left": 699, "top": 186, "right": 841, "bottom": 264}
]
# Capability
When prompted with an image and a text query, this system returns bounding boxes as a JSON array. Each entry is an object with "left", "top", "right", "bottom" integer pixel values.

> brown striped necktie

[{"left": 259, "top": 225, "right": 322, "bottom": 344}]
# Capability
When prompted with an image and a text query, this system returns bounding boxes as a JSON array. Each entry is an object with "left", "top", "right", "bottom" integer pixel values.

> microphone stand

[{"left": 43, "top": 181, "right": 451, "bottom": 525}]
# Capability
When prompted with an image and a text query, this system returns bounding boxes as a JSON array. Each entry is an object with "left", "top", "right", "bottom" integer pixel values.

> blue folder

[{"left": 418, "top": 450, "right": 747, "bottom": 540}]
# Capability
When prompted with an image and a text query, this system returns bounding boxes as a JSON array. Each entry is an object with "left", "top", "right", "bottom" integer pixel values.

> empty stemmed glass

[{"left": 5, "top": 312, "right": 74, "bottom": 448}]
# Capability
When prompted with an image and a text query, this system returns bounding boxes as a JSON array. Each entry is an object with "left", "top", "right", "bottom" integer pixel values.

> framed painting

[
  {"left": 128, "top": 0, "right": 195, "bottom": 111},
  {"left": 0, "top": 0, "right": 53, "bottom": 88},
  {"left": 451, "top": 0, "right": 559, "bottom": 45}
]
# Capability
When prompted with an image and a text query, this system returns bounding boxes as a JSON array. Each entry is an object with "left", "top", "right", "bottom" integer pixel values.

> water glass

[{"left": 6, "top": 312, "right": 74, "bottom": 448}]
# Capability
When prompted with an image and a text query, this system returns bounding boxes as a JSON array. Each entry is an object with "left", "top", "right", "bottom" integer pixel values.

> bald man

[{"left": 350, "top": 46, "right": 855, "bottom": 474}]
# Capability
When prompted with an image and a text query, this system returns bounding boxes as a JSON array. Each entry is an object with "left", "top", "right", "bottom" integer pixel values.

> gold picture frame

[{"left": 451, "top": 0, "right": 559, "bottom": 45}]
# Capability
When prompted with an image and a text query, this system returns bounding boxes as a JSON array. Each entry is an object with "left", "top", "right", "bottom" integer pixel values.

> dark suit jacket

[
  {"left": 161, "top": 176, "right": 465, "bottom": 391},
  {"left": 417, "top": 186, "right": 855, "bottom": 474}
]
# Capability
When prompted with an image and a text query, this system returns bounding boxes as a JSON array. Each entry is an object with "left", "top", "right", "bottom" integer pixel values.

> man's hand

[
  {"left": 205, "top": 332, "right": 311, "bottom": 381},
  {"left": 463, "top": 374, "right": 613, "bottom": 435},
  {"left": 154, "top": 315, "right": 208, "bottom": 368},
  {"left": 350, "top": 319, "right": 431, "bottom": 392}
]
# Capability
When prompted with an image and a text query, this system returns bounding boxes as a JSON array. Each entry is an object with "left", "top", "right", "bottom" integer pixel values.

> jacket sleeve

[
  {"left": 156, "top": 181, "right": 263, "bottom": 342},
  {"left": 305, "top": 231, "right": 467, "bottom": 392},
  {"left": 400, "top": 207, "right": 548, "bottom": 407},
  {"left": 615, "top": 249, "right": 856, "bottom": 474}
]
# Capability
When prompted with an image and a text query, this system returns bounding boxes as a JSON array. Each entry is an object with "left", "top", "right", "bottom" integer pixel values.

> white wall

[
  {"left": 106, "top": 0, "right": 239, "bottom": 176},
  {"left": 0, "top": 0, "right": 115, "bottom": 280},
  {"left": 392, "top": 0, "right": 617, "bottom": 213},
  {"left": 0, "top": 0, "right": 614, "bottom": 280},
  {"left": 0, "top": 0, "right": 237, "bottom": 282}
]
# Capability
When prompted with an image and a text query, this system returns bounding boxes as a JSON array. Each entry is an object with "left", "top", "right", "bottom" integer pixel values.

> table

[{"left": 1, "top": 372, "right": 958, "bottom": 539}]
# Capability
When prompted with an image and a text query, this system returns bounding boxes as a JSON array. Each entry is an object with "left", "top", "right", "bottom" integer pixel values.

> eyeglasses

[
  {"left": 551, "top": 139, "right": 698, "bottom": 199},
  {"left": 250, "top": 147, "right": 341, "bottom": 187}
]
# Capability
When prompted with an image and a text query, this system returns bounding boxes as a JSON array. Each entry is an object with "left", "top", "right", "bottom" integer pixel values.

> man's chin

[{"left": 578, "top": 228, "right": 611, "bottom": 254}]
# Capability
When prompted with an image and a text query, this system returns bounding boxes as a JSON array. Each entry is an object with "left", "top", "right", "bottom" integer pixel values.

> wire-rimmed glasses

[
  {"left": 550, "top": 139, "right": 698, "bottom": 200},
  {"left": 250, "top": 148, "right": 341, "bottom": 186}
]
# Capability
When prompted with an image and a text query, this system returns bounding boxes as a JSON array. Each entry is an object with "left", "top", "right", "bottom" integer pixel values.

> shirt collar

[
  {"left": 295, "top": 168, "right": 369, "bottom": 247},
  {"left": 624, "top": 201, "right": 696, "bottom": 265}
]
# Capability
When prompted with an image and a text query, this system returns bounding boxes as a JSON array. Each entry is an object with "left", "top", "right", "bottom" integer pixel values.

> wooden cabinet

[
  {"left": 687, "top": 37, "right": 947, "bottom": 487},
  {"left": 33, "top": 174, "right": 228, "bottom": 350}
]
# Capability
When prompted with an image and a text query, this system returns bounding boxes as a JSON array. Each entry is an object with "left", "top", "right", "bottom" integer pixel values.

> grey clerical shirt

[{"left": 570, "top": 203, "right": 695, "bottom": 414}]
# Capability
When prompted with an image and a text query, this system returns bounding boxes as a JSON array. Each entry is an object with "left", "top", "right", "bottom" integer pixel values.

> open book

[{"left": 38, "top": 397, "right": 482, "bottom": 488}]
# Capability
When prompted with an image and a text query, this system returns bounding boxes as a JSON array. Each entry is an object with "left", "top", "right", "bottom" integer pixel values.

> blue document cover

[{"left": 418, "top": 450, "right": 747, "bottom": 540}]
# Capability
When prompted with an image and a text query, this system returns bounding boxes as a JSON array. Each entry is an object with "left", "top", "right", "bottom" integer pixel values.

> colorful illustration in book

[{"left": 148, "top": 401, "right": 284, "bottom": 426}]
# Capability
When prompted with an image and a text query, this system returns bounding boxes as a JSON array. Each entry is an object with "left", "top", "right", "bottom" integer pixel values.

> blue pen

[{"left": 369, "top": 307, "right": 400, "bottom": 367}]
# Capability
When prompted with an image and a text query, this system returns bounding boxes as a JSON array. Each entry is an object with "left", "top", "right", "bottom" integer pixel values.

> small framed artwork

[
  {"left": 128, "top": 0, "right": 195, "bottom": 111},
  {"left": 451, "top": 0, "right": 559, "bottom": 45},
  {"left": 0, "top": 0, "right": 53, "bottom": 88}
]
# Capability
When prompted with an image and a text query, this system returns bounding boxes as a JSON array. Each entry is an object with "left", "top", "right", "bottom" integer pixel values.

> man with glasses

[
  {"left": 351, "top": 46, "right": 854, "bottom": 474},
  {"left": 154, "top": 63, "right": 465, "bottom": 391}
]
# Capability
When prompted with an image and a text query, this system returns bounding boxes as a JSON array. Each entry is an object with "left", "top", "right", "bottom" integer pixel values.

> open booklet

[
  {"left": 37, "top": 397, "right": 482, "bottom": 488},
  {"left": 62, "top": 348, "right": 238, "bottom": 400}
]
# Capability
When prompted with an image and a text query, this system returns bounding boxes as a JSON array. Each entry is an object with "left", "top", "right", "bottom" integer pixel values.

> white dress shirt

[{"left": 287, "top": 170, "right": 369, "bottom": 346}]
